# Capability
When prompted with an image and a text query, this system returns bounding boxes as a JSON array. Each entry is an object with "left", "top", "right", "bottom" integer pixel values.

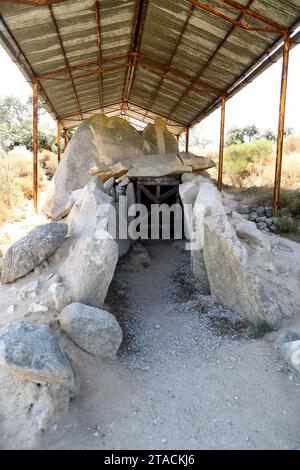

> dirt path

[{"left": 38, "top": 241, "right": 300, "bottom": 450}]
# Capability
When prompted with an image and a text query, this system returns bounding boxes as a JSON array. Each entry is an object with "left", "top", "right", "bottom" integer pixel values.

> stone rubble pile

[{"left": 238, "top": 205, "right": 283, "bottom": 232}]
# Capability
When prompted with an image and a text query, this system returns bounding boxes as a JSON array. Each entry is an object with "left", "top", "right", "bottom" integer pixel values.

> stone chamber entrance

[{"left": 135, "top": 176, "right": 182, "bottom": 239}]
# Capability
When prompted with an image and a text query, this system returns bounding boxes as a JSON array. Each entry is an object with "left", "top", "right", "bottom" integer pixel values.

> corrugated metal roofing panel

[{"left": 0, "top": 0, "right": 299, "bottom": 133}]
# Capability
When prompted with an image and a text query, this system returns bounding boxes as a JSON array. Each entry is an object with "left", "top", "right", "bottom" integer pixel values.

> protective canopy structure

[
  {"left": 0, "top": 0, "right": 299, "bottom": 133},
  {"left": 0, "top": 0, "right": 300, "bottom": 211}
]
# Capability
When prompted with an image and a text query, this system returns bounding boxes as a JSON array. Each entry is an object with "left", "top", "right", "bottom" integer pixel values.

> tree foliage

[
  {"left": 226, "top": 125, "right": 260, "bottom": 146},
  {"left": 0, "top": 95, "right": 57, "bottom": 153},
  {"left": 226, "top": 125, "right": 295, "bottom": 147}
]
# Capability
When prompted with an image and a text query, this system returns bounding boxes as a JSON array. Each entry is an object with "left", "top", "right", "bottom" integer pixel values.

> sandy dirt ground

[{"left": 33, "top": 241, "right": 300, "bottom": 450}]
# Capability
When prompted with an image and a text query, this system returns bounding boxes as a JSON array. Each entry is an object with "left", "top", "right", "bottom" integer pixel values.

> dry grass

[
  {"left": 39, "top": 149, "right": 57, "bottom": 179},
  {"left": 0, "top": 151, "right": 49, "bottom": 225}
]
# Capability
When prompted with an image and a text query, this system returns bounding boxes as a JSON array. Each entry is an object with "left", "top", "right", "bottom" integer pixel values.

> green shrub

[
  {"left": 250, "top": 320, "right": 272, "bottom": 338},
  {"left": 276, "top": 215, "right": 298, "bottom": 233},
  {"left": 279, "top": 191, "right": 300, "bottom": 216},
  {"left": 224, "top": 140, "right": 274, "bottom": 185},
  {"left": 225, "top": 139, "right": 273, "bottom": 167}
]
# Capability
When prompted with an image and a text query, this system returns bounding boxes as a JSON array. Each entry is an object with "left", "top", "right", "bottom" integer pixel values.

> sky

[{"left": 0, "top": 42, "right": 299, "bottom": 142}]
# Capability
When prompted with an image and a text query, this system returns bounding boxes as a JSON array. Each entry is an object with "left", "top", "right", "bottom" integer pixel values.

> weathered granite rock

[
  {"left": 231, "top": 211, "right": 271, "bottom": 249},
  {"left": 18, "top": 280, "right": 39, "bottom": 300},
  {"left": 0, "top": 368, "right": 71, "bottom": 444},
  {"left": 280, "top": 340, "right": 300, "bottom": 378},
  {"left": 203, "top": 211, "right": 282, "bottom": 328},
  {"left": 277, "top": 330, "right": 299, "bottom": 346},
  {"left": 142, "top": 117, "right": 179, "bottom": 154},
  {"left": 42, "top": 114, "right": 149, "bottom": 216},
  {"left": 179, "top": 182, "right": 199, "bottom": 207},
  {"left": 0, "top": 322, "right": 75, "bottom": 389},
  {"left": 179, "top": 182, "right": 199, "bottom": 241},
  {"left": 191, "top": 198, "right": 210, "bottom": 294},
  {"left": 31, "top": 384, "right": 70, "bottom": 430},
  {"left": 1, "top": 223, "right": 68, "bottom": 284},
  {"left": 126, "top": 182, "right": 135, "bottom": 224},
  {"left": 179, "top": 152, "right": 216, "bottom": 171},
  {"left": 126, "top": 163, "right": 192, "bottom": 179},
  {"left": 66, "top": 179, "right": 113, "bottom": 238},
  {"left": 190, "top": 179, "right": 222, "bottom": 293},
  {"left": 103, "top": 177, "right": 115, "bottom": 193},
  {"left": 59, "top": 302, "right": 122, "bottom": 358},
  {"left": 60, "top": 228, "right": 118, "bottom": 308}
]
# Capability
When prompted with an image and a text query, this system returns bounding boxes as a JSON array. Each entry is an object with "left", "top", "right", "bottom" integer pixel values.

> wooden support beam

[
  {"left": 218, "top": 95, "right": 226, "bottom": 191},
  {"left": 57, "top": 120, "right": 61, "bottom": 163},
  {"left": 185, "top": 127, "right": 189, "bottom": 153},
  {"left": 33, "top": 77, "right": 38, "bottom": 213},
  {"left": 273, "top": 34, "right": 291, "bottom": 213}
]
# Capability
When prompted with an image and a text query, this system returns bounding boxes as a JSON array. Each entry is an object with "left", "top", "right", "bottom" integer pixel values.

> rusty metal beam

[
  {"left": 33, "top": 77, "right": 38, "bottom": 213},
  {"left": 127, "top": 102, "right": 186, "bottom": 127},
  {"left": 49, "top": 4, "right": 83, "bottom": 120},
  {"left": 187, "top": 0, "right": 286, "bottom": 34},
  {"left": 40, "top": 63, "right": 129, "bottom": 82},
  {"left": 37, "top": 51, "right": 222, "bottom": 95},
  {"left": 137, "top": 62, "right": 220, "bottom": 97},
  {"left": 218, "top": 95, "right": 226, "bottom": 191},
  {"left": 1, "top": 0, "right": 66, "bottom": 5},
  {"left": 127, "top": 0, "right": 148, "bottom": 103},
  {"left": 140, "top": 54, "right": 222, "bottom": 95},
  {"left": 143, "top": 3, "right": 195, "bottom": 121},
  {"left": 122, "top": 0, "right": 148, "bottom": 105},
  {"left": 169, "top": 0, "right": 255, "bottom": 123},
  {"left": 57, "top": 120, "right": 61, "bottom": 163},
  {"left": 223, "top": 0, "right": 286, "bottom": 33},
  {"left": 273, "top": 34, "right": 291, "bottom": 213},
  {"left": 94, "top": 1, "right": 103, "bottom": 110},
  {"left": 37, "top": 53, "right": 130, "bottom": 79},
  {"left": 61, "top": 101, "right": 123, "bottom": 120}
]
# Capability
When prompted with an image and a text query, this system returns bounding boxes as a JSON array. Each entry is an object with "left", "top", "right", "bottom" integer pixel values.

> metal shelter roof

[{"left": 0, "top": 0, "right": 300, "bottom": 134}]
